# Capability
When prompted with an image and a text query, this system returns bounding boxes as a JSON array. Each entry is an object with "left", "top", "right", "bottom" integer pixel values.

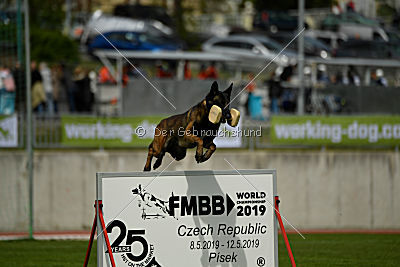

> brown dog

[{"left": 144, "top": 81, "right": 238, "bottom": 171}]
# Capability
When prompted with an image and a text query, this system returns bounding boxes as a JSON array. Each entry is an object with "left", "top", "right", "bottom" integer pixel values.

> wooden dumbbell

[
  {"left": 208, "top": 105, "right": 222, "bottom": 124},
  {"left": 228, "top": 108, "right": 240, "bottom": 127}
]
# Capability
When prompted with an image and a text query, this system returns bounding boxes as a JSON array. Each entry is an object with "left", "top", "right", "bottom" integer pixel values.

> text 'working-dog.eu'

[{"left": 144, "top": 81, "right": 240, "bottom": 171}]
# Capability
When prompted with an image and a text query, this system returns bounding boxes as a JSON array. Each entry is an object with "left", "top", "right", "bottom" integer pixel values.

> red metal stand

[
  {"left": 275, "top": 196, "right": 296, "bottom": 267},
  {"left": 84, "top": 200, "right": 116, "bottom": 267}
]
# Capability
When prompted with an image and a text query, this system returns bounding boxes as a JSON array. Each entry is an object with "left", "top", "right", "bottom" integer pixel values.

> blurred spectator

[
  {"left": 74, "top": 66, "right": 93, "bottom": 112},
  {"left": 39, "top": 62, "right": 54, "bottom": 115},
  {"left": 332, "top": 71, "right": 345, "bottom": 85},
  {"left": 0, "top": 65, "right": 16, "bottom": 92},
  {"left": 30, "top": 61, "right": 46, "bottom": 113},
  {"left": 246, "top": 73, "right": 265, "bottom": 120},
  {"left": 122, "top": 65, "right": 130, "bottom": 87},
  {"left": 99, "top": 66, "right": 116, "bottom": 84},
  {"left": 156, "top": 62, "right": 173, "bottom": 78},
  {"left": 346, "top": 0, "right": 355, "bottom": 12},
  {"left": 184, "top": 61, "right": 192, "bottom": 80},
  {"left": 12, "top": 61, "right": 24, "bottom": 111},
  {"left": 0, "top": 64, "right": 16, "bottom": 114},
  {"left": 60, "top": 63, "right": 77, "bottom": 112},
  {"left": 267, "top": 75, "right": 282, "bottom": 114},
  {"left": 317, "top": 64, "right": 330, "bottom": 84},
  {"left": 280, "top": 64, "right": 295, "bottom": 82},
  {"left": 198, "top": 64, "right": 207, "bottom": 80},
  {"left": 331, "top": 0, "right": 342, "bottom": 15},
  {"left": 198, "top": 62, "right": 218, "bottom": 80},
  {"left": 372, "top": 69, "right": 388, "bottom": 87},
  {"left": 31, "top": 61, "right": 41, "bottom": 86},
  {"left": 279, "top": 65, "right": 297, "bottom": 113},
  {"left": 51, "top": 64, "right": 62, "bottom": 114},
  {"left": 89, "top": 70, "right": 97, "bottom": 97},
  {"left": 204, "top": 62, "right": 218, "bottom": 79},
  {"left": 347, "top": 66, "right": 360, "bottom": 86},
  {"left": 245, "top": 73, "right": 256, "bottom": 116}
]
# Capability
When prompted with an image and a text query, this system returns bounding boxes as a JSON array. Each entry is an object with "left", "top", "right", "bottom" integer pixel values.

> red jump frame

[
  {"left": 84, "top": 200, "right": 116, "bottom": 267},
  {"left": 275, "top": 196, "right": 296, "bottom": 267}
]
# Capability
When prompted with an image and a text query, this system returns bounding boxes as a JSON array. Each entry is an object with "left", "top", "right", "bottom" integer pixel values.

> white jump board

[{"left": 96, "top": 170, "right": 278, "bottom": 267}]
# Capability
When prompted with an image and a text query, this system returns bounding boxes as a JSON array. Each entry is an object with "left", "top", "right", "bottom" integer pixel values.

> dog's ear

[
  {"left": 210, "top": 81, "right": 219, "bottom": 95},
  {"left": 206, "top": 81, "right": 219, "bottom": 104},
  {"left": 223, "top": 83, "right": 233, "bottom": 96}
]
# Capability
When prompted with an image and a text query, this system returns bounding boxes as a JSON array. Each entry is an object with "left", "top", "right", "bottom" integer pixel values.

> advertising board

[
  {"left": 271, "top": 116, "right": 400, "bottom": 146},
  {"left": 96, "top": 170, "right": 278, "bottom": 267},
  {"left": 0, "top": 114, "right": 18, "bottom": 147},
  {"left": 61, "top": 116, "right": 243, "bottom": 148},
  {"left": 61, "top": 116, "right": 163, "bottom": 147}
]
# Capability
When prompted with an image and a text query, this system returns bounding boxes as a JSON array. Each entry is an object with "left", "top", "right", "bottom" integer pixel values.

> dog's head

[
  {"left": 132, "top": 184, "right": 143, "bottom": 195},
  {"left": 205, "top": 81, "right": 233, "bottom": 124}
]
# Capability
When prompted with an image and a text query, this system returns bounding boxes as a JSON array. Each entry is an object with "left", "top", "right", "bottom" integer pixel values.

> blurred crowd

[
  {"left": 98, "top": 60, "right": 220, "bottom": 86},
  {"left": 30, "top": 61, "right": 94, "bottom": 114},
  {"left": 0, "top": 60, "right": 96, "bottom": 115},
  {"left": 242, "top": 62, "right": 390, "bottom": 119},
  {"left": 0, "top": 59, "right": 224, "bottom": 115},
  {"left": 0, "top": 58, "right": 392, "bottom": 117}
]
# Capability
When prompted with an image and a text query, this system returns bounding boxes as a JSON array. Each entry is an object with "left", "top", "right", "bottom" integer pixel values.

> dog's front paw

[
  {"left": 195, "top": 153, "right": 204, "bottom": 163},
  {"left": 143, "top": 166, "right": 151, "bottom": 172}
]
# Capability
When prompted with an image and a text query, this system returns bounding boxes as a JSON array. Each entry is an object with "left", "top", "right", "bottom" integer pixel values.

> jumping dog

[{"left": 144, "top": 81, "right": 240, "bottom": 171}]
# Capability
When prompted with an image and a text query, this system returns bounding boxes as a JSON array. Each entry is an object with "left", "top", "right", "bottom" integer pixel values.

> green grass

[
  {"left": 0, "top": 234, "right": 399, "bottom": 266},
  {"left": 280, "top": 234, "right": 400, "bottom": 266}
]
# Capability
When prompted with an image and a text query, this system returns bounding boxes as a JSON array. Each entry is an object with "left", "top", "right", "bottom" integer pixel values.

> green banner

[
  {"left": 61, "top": 116, "right": 164, "bottom": 147},
  {"left": 271, "top": 116, "right": 400, "bottom": 146},
  {"left": 0, "top": 114, "right": 18, "bottom": 147}
]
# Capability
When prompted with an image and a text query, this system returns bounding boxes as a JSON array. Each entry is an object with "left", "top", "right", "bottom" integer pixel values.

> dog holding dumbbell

[{"left": 144, "top": 81, "right": 240, "bottom": 171}]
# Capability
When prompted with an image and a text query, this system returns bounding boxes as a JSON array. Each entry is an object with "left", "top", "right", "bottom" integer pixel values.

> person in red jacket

[
  {"left": 347, "top": 0, "right": 355, "bottom": 12},
  {"left": 184, "top": 61, "right": 192, "bottom": 80},
  {"left": 98, "top": 66, "right": 116, "bottom": 84},
  {"left": 205, "top": 61, "right": 218, "bottom": 79}
]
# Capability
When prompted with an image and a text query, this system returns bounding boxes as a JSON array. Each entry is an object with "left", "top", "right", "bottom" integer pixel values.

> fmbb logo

[{"left": 168, "top": 194, "right": 235, "bottom": 217}]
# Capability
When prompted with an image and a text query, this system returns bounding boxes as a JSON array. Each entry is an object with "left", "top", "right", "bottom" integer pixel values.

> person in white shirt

[{"left": 39, "top": 62, "right": 54, "bottom": 115}]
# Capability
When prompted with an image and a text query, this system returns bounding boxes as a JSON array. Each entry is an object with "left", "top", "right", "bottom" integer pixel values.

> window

[{"left": 213, "top": 41, "right": 242, "bottom": 48}]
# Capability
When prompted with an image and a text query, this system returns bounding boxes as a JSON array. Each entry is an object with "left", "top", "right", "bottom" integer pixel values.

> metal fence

[{"left": 33, "top": 115, "right": 62, "bottom": 148}]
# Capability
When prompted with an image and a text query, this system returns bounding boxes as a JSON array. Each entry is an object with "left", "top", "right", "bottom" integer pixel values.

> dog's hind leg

[
  {"left": 183, "top": 121, "right": 204, "bottom": 163},
  {"left": 144, "top": 142, "right": 154, "bottom": 171},
  {"left": 200, "top": 142, "right": 216, "bottom": 163}
]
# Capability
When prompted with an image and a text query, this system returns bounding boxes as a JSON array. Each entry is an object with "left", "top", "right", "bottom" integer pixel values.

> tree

[
  {"left": 28, "top": 0, "right": 79, "bottom": 63},
  {"left": 29, "top": 0, "right": 65, "bottom": 30}
]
